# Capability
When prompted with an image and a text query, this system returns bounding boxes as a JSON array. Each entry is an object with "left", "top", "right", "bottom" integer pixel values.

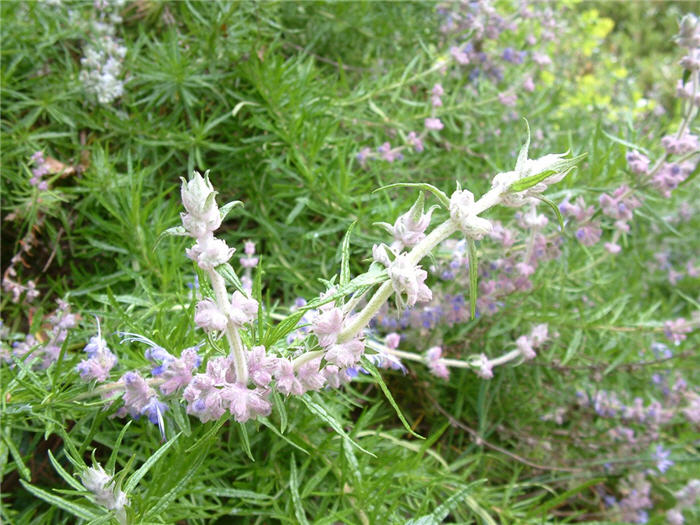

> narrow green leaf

[
  {"left": 259, "top": 418, "right": 309, "bottom": 455},
  {"left": 362, "top": 361, "right": 423, "bottom": 439},
  {"left": 467, "top": 239, "right": 478, "bottom": 320},
  {"left": 238, "top": 423, "right": 255, "bottom": 462},
  {"left": 219, "top": 200, "right": 243, "bottom": 222},
  {"left": 529, "top": 478, "right": 605, "bottom": 517},
  {"left": 154, "top": 225, "right": 188, "bottom": 249},
  {"left": 533, "top": 194, "right": 565, "bottom": 231},
  {"left": 124, "top": 433, "right": 181, "bottom": 493},
  {"left": 374, "top": 182, "right": 450, "bottom": 209},
  {"left": 289, "top": 454, "right": 309, "bottom": 525},
  {"left": 562, "top": 329, "right": 583, "bottom": 365},
  {"left": 19, "top": 480, "right": 98, "bottom": 520},
  {"left": 48, "top": 450, "right": 84, "bottom": 491},
  {"left": 2, "top": 429, "right": 31, "bottom": 481},
  {"left": 340, "top": 221, "right": 357, "bottom": 287},
  {"left": 216, "top": 263, "right": 245, "bottom": 294},
  {"left": 299, "top": 395, "right": 375, "bottom": 457},
  {"left": 107, "top": 420, "right": 132, "bottom": 473},
  {"left": 515, "top": 118, "right": 531, "bottom": 172}
]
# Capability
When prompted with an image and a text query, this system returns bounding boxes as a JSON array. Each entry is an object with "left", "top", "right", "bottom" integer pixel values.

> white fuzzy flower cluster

[
  {"left": 80, "top": 463, "right": 128, "bottom": 524},
  {"left": 79, "top": 1, "right": 127, "bottom": 104},
  {"left": 449, "top": 189, "right": 494, "bottom": 238},
  {"left": 181, "top": 172, "right": 234, "bottom": 271}
]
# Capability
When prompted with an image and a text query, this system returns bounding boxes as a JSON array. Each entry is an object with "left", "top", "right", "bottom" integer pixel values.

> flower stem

[{"left": 208, "top": 269, "right": 249, "bottom": 385}]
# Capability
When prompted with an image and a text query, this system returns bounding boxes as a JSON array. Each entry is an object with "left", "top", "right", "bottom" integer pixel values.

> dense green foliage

[{"left": 1, "top": 1, "right": 698, "bottom": 524}]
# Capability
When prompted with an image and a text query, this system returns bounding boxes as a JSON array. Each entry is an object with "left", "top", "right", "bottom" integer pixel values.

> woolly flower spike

[
  {"left": 387, "top": 253, "right": 432, "bottom": 308},
  {"left": 378, "top": 192, "right": 435, "bottom": 249},
  {"left": 194, "top": 299, "right": 228, "bottom": 332},
  {"left": 449, "top": 189, "right": 493, "bottom": 239},
  {"left": 426, "top": 346, "right": 449, "bottom": 380},
  {"left": 80, "top": 463, "right": 128, "bottom": 524},
  {"left": 183, "top": 356, "right": 271, "bottom": 423}
]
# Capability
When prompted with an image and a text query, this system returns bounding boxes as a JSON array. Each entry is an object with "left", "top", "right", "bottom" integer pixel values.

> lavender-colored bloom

[
  {"left": 426, "top": 346, "right": 449, "bottom": 380},
  {"left": 407, "top": 131, "right": 424, "bottom": 152},
  {"left": 229, "top": 291, "right": 258, "bottom": 326},
  {"left": 77, "top": 323, "right": 117, "bottom": 382},
  {"left": 424, "top": 117, "right": 444, "bottom": 131},
  {"left": 381, "top": 201, "right": 434, "bottom": 249},
  {"left": 274, "top": 358, "right": 303, "bottom": 395},
  {"left": 653, "top": 445, "right": 674, "bottom": 473},
  {"left": 312, "top": 306, "right": 343, "bottom": 348},
  {"left": 664, "top": 318, "right": 691, "bottom": 345},
  {"left": 323, "top": 364, "right": 351, "bottom": 388},
  {"left": 450, "top": 45, "right": 469, "bottom": 64},
  {"left": 523, "top": 76, "right": 535, "bottom": 92},
  {"left": 247, "top": 345, "right": 277, "bottom": 388},
  {"left": 184, "top": 355, "right": 270, "bottom": 422},
  {"left": 325, "top": 338, "right": 364, "bottom": 368},
  {"left": 194, "top": 299, "right": 227, "bottom": 332},
  {"left": 516, "top": 335, "right": 536, "bottom": 360},
  {"left": 186, "top": 237, "right": 235, "bottom": 270},
  {"left": 530, "top": 324, "right": 548, "bottom": 347},
  {"left": 356, "top": 147, "right": 372, "bottom": 167},
  {"left": 626, "top": 150, "right": 650, "bottom": 175},
  {"left": 240, "top": 240, "right": 259, "bottom": 268},
  {"left": 474, "top": 353, "right": 493, "bottom": 379},
  {"left": 377, "top": 142, "right": 401, "bottom": 162},
  {"left": 498, "top": 92, "right": 517, "bottom": 107},
  {"left": 682, "top": 392, "right": 700, "bottom": 423},
  {"left": 154, "top": 347, "right": 200, "bottom": 395},
  {"left": 667, "top": 509, "right": 685, "bottom": 525},
  {"left": 575, "top": 224, "right": 602, "bottom": 246},
  {"left": 387, "top": 254, "right": 432, "bottom": 308},
  {"left": 297, "top": 357, "right": 326, "bottom": 392},
  {"left": 122, "top": 371, "right": 156, "bottom": 418},
  {"left": 385, "top": 332, "right": 400, "bottom": 350}
]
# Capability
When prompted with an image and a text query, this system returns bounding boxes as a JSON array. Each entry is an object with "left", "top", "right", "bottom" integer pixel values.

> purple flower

[
  {"left": 247, "top": 345, "right": 277, "bottom": 388},
  {"left": 407, "top": 131, "right": 424, "bottom": 152},
  {"left": 426, "top": 346, "right": 449, "bottom": 380},
  {"left": 424, "top": 117, "right": 444, "bottom": 131},
  {"left": 229, "top": 291, "right": 258, "bottom": 326},
  {"left": 664, "top": 318, "right": 691, "bottom": 345},
  {"left": 653, "top": 445, "right": 674, "bottom": 473},
  {"left": 325, "top": 338, "right": 364, "bottom": 368},
  {"left": 312, "top": 307, "right": 343, "bottom": 348},
  {"left": 274, "top": 358, "right": 303, "bottom": 395},
  {"left": 450, "top": 46, "right": 469, "bottom": 64}
]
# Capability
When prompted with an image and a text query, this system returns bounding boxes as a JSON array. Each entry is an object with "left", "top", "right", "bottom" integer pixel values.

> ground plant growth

[{"left": 1, "top": 1, "right": 698, "bottom": 523}]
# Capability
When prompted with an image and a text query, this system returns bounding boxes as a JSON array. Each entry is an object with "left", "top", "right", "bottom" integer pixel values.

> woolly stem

[{"left": 208, "top": 269, "right": 249, "bottom": 385}]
